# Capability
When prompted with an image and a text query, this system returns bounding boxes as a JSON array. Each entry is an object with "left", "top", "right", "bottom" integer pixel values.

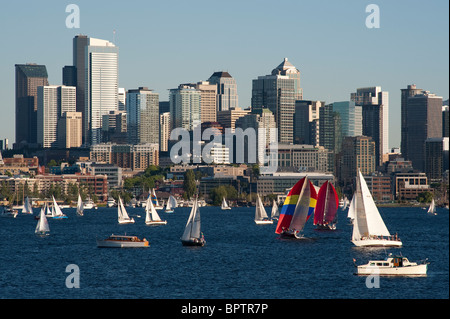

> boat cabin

[{"left": 105, "top": 235, "right": 145, "bottom": 242}]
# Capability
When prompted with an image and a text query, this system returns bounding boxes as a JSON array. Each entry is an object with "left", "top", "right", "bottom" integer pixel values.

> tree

[
  {"left": 183, "top": 169, "right": 197, "bottom": 200},
  {"left": 210, "top": 185, "right": 238, "bottom": 206}
]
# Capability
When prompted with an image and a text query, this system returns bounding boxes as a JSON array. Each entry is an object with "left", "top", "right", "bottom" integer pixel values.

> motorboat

[
  {"left": 355, "top": 254, "right": 428, "bottom": 276},
  {"left": 97, "top": 234, "right": 149, "bottom": 248}
]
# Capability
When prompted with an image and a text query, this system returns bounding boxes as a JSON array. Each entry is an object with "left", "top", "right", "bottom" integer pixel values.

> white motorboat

[
  {"left": 1, "top": 207, "right": 18, "bottom": 218},
  {"left": 355, "top": 254, "right": 428, "bottom": 276},
  {"left": 97, "top": 234, "right": 149, "bottom": 248}
]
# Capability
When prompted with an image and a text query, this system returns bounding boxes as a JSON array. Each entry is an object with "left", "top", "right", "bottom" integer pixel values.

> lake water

[{"left": 0, "top": 205, "right": 448, "bottom": 301}]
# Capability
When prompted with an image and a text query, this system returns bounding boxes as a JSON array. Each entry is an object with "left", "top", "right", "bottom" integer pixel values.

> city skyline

[{"left": 0, "top": 0, "right": 448, "bottom": 149}]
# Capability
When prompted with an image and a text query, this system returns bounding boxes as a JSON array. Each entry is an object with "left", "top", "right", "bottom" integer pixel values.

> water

[{"left": 0, "top": 206, "right": 448, "bottom": 299}]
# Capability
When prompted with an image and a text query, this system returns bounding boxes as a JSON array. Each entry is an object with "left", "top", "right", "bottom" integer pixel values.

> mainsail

[
  {"left": 313, "top": 181, "right": 339, "bottom": 227},
  {"left": 35, "top": 207, "right": 50, "bottom": 235},
  {"left": 76, "top": 194, "right": 84, "bottom": 216},
  {"left": 181, "top": 198, "right": 201, "bottom": 241},
  {"left": 271, "top": 200, "right": 279, "bottom": 220},
  {"left": 275, "top": 176, "right": 318, "bottom": 234},
  {"left": 22, "top": 196, "right": 33, "bottom": 214},
  {"left": 145, "top": 195, "right": 164, "bottom": 223},
  {"left": 166, "top": 195, "right": 177, "bottom": 212},
  {"left": 255, "top": 194, "right": 269, "bottom": 222},
  {"left": 118, "top": 196, "right": 134, "bottom": 223},
  {"left": 352, "top": 171, "right": 391, "bottom": 242}
]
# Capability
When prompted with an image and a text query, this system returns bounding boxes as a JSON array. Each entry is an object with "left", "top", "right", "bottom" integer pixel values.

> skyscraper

[
  {"left": 73, "top": 35, "right": 89, "bottom": 139},
  {"left": 400, "top": 84, "right": 423, "bottom": 157},
  {"left": 15, "top": 63, "right": 49, "bottom": 146},
  {"left": 331, "top": 101, "right": 362, "bottom": 137},
  {"left": 208, "top": 71, "right": 238, "bottom": 112},
  {"left": 195, "top": 81, "right": 217, "bottom": 123},
  {"left": 351, "top": 86, "right": 389, "bottom": 167},
  {"left": 252, "top": 58, "right": 302, "bottom": 144},
  {"left": 84, "top": 37, "right": 119, "bottom": 145},
  {"left": 293, "top": 100, "right": 323, "bottom": 145},
  {"left": 404, "top": 91, "right": 443, "bottom": 171},
  {"left": 169, "top": 84, "right": 201, "bottom": 131},
  {"left": 37, "top": 85, "right": 76, "bottom": 148},
  {"left": 126, "top": 87, "right": 160, "bottom": 145}
]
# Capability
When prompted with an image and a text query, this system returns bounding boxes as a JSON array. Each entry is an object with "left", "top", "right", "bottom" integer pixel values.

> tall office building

[
  {"left": 424, "top": 137, "right": 449, "bottom": 182},
  {"left": 294, "top": 100, "right": 323, "bottom": 145},
  {"left": 319, "top": 103, "right": 342, "bottom": 173},
  {"left": 195, "top": 81, "right": 217, "bottom": 123},
  {"left": 58, "top": 111, "right": 82, "bottom": 148},
  {"left": 217, "top": 107, "right": 250, "bottom": 133},
  {"left": 37, "top": 85, "right": 76, "bottom": 148},
  {"left": 73, "top": 35, "right": 89, "bottom": 139},
  {"left": 404, "top": 91, "right": 443, "bottom": 171},
  {"left": 84, "top": 37, "right": 119, "bottom": 145},
  {"left": 15, "top": 63, "right": 49, "bottom": 146},
  {"left": 331, "top": 101, "right": 362, "bottom": 137},
  {"left": 400, "top": 84, "right": 423, "bottom": 157},
  {"left": 118, "top": 88, "right": 126, "bottom": 111},
  {"left": 252, "top": 58, "right": 303, "bottom": 144},
  {"left": 443, "top": 105, "right": 449, "bottom": 138},
  {"left": 169, "top": 84, "right": 201, "bottom": 131},
  {"left": 351, "top": 86, "right": 389, "bottom": 167},
  {"left": 127, "top": 87, "right": 160, "bottom": 145},
  {"left": 208, "top": 71, "right": 238, "bottom": 112},
  {"left": 160, "top": 112, "right": 171, "bottom": 152}
]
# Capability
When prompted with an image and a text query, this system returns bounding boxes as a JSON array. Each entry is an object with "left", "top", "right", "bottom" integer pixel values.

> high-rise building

[
  {"left": 217, "top": 107, "right": 250, "bottom": 133},
  {"left": 351, "top": 86, "right": 389, "bottom": 167},
  {"left": 118, "top": 88, "right": 126, "bottom": 111},
  {"left": 126, "top": 87, "right": 159, "bottom": 145},
  {"left": 37, "top": 85, "right": 76, "bottom": 148},
  {"left": 252, "top": 58, "right": 302, "bottom": 144},
  {"left": 62, "top": 65, "right": 76, "bottom": 86},
  {"left": 15, "top": 63, "right": 49, "bottom": 146},
  {"left": 84, "top": 37, "right": 119, "bottom": 145},
  {"left": 58, "top": 111, "right": 82, "bottom": 148},
  {"left": 101, "top": 110, "right": 127, "bottom": 144},
  {"left": 425, "top": 137, "right": 449, "bottom": 182},
  {"left": 400, "top": 84, "right": 423, "bottom": 157},
  {"left": 73, "top": 35, "right": 89, "bottom": 140},
  {"left": 404, "top": 91, "right": 443, "bottom": 171},
  {"left": 443, "top": 105, "right": 449, "bottom": 138},
  {"left": 195, "top": 81, "right": 217, "bottom": 123},
  {"left": 207, "top": 71, "right": 238, "bottom": 112},
  {"left": 294, "top": 100, "right": 323, "bottom": 146},
  {"left": 160, "top": 112, "right": 171, "bottom": 152},
  {"left": 331, "top": 101, "right": 362, "bottom": 137},
  {"left": 169, "top": 84, "right": 201, "bottom": 131}
]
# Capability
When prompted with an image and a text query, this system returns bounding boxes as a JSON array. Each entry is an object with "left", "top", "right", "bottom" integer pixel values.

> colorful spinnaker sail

[
  {"left": 275, "top": 176, "right": 318, "bottom": 235},
  {"left": 313, "top": 181, "right": 339, "bottom": 227}
]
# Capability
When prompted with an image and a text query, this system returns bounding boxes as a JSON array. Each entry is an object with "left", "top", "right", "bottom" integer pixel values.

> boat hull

[
  {"left": 352, "top": 239, "right": 402, "bottom": 247},
  {"left": 356, "top": 264, "right": 427, "bottom": 276},
  {"left": 315, "top": 224, "right": 336, "bottom": 230},
  {"left": 118, "top": 218, "right": 135, "bottom": 224},
  {"left": 145, "top": 220, "right": 167, "bottom": 226},
  {"left": 255, "top": 219, "right": 273, "bottom": 225},
  {"left": 181, "top": 239, "right": 205, "bottom": 247},
  {"left": 97, "top": 240, "right": 149, "bottom": 248},
  {"left": 221, "top": 207, "right": 231, "bottom": 210}
]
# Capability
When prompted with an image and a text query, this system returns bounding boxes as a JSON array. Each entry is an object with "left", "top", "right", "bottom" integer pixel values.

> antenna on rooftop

[{"left": 113, "top": 29, "right": 116, "bottom": 44}]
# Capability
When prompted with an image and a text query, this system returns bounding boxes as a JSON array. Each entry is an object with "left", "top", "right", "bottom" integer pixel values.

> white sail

[
  {"left": 221, "top": 197, "right": 230, "bottom": 210},
  {"left": 166, "top": 195, "right": 177, "bottom": 211},
  {"left": 146, "top": 195, "right": 163, "bottom": 222},
  {"left": 22, "top": 196, "right": 33, "bottom": 214},
  {"left": 255, "top": 194, "right": 269, "bottom": 221},
  {"left": 35, "top": 207, "right": 50, "bottom": 234},
  {"left": 52, "top": 196, "right": 66, "bottom": 217},
  {"left": 427, "top": 199, "right": 436, "bottom": 214},
  {"left": 347, "top": 195, "right": 356, "bottom": 220},
  {"left": 118, "top": 196, "right": 134, "bottom": 223},
  {"left": 352, "top": 171, "right": 392, "bottom": 242},
  {"left": 181, "top": 199, "right": 201, "bottom": 241},
  {"left": 271, "top": 200, "right": 279, "bottom": 220},
  {"left": 45, "top": 202, "right": 52, "bottom": 217},
  {"left": 76, "top": 194, "right": 84, "bottom": 216}
]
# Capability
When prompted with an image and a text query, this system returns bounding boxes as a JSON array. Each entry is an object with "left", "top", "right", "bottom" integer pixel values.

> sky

[{"left": 0, "top": 0, "right": 448, "bottom": 149}]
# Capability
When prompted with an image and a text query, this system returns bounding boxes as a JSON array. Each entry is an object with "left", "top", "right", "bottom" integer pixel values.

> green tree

[{"left": 183, "top": 169, "right": 197, "bottom": 200}]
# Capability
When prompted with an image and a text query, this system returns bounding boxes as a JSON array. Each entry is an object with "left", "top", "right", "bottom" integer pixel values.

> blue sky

[{"left": 0, "top": 0, "right": 448, "bottom": 149}]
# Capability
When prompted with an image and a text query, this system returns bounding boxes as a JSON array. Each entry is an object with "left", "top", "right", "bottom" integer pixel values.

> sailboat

[
  {"left": 181, "top": 197, "right": 205, "bottom": 246},
  {"left": 145, "top": 195, "right": 167, "bottom": 225},
  {"left": 313, "top": 181, "right": 339, "bottom": 230},
  {"left": 427, "top": 199, "right": 437, "bottom": 215},
  {"left": 165, "top": 195, "right": 177, "bottom": 213},
  {"left": 35, "top": 207, "right": 50, "bottom": 236},
  {"left": 255, "top": 194, "right": 273, "bottom": 224},
  {"left": 51, "top": 196, "right": 67, "bottom": 219},
  {"left": 76, "top": 194, "right": 84, "bottom": 216},
  {"left": 221, "top": 197, "right": 231, "bottom": 210},
  {"left": 271, "top": 200, "right": 279, "bottom": 220},
  {"left": 22, "top": 196, "right": 33, "bottom": 214},
  {"left": 151, "top": 189, "right": 164, "bottom": 210},
  {"left": 347, "top": 195, "right": 356, "bottom": 224},
  {"left": 351, "top": 171, "right": 402, "bottom": 247},
  {"left": 117, "top": 196, "right": 135, "bottom": 224},
  {"left": 275, "top": 176, "right": 318, "bottom": 239}
]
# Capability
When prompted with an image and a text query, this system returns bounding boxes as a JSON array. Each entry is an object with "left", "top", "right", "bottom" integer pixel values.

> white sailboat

[
  {"left": 165, "top": 195, "right": 177, "bottom": 213},
  {"left": 22, "top": 196, "right": 33, "bottom": 214},
  {"left": 35, "top": 207, "right": 50, "bottom": 236},
  {"left": 351, "top": 171, "right": 402, "bottom": 247},
  {"left": 76, "top": 194, "right": 84, "bottom": 216},
  {"left": 427, "top": 199, "right": 437, "bottom": 215},
  {"left": 117, "top": 196, "right": 135, "bottom": 224},
  {"left": 271, "top": 200, "right": 279, "bottom": 220},
  {"left": 181, "top": 198, "right": 205, "bottom": 246},
  {"left": 255, "top": 194, "right": 273, "bottom": 224},
  {"left": 51, "top": 196, "right": 67, "bottom": 219},
  {"left": 145, "top": 195, "right": 167, "bottom": 225},
  {"left": 221, "top": 197, "right": 231, "bottom": 210}
]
